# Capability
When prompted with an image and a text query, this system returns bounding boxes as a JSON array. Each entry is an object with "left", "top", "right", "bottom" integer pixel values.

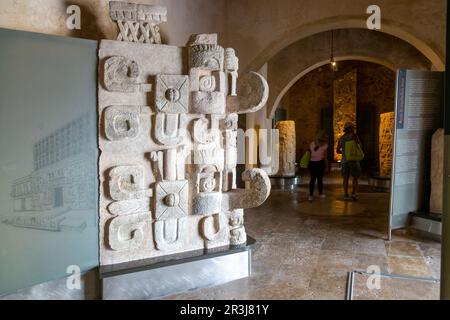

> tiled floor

[{"left": 164, "top": 182, "right": 441, "bottom": 300}]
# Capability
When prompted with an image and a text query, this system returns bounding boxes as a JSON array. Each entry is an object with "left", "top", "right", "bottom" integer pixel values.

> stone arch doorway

[
  {"left": 245, "top": 17, "right": 444, "bottom": 75},
  {"left": 265, "top": 28, "right": 434, "bottom": 119},
  {"left": 278, "top": 60, "right": 396, "bottom": 177}
]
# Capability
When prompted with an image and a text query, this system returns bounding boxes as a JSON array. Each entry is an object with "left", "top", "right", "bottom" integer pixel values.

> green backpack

[
  {"left": 345, "top": 140, "right": 364, "bottom": 161},
  {"left": 300, "top": 151, "right": 311, "bottom": 168}
]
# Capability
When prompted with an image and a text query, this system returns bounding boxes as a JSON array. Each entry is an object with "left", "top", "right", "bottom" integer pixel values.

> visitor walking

[
  {"left": 308, "top": 131, "right": 329, "bottom": 201},
  {"left": 336, "top": 122, "right": 363, "bottom": 201}
]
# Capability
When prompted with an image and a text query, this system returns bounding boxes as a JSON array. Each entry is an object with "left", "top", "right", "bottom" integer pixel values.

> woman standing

[{"left": 308, "top": 131, "right": 329, "bottom": 201}]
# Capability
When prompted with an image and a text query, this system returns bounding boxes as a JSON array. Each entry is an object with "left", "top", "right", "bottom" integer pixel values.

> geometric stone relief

[
  {"left": 98, "top": 3, "right": 271, "bottom": 266},
  {"left": 104, "top": 105, "right": 146, "bottom": 141},
  {"left": 109, "top": 1, "right": 166, "bottom": 44},
  {"left": 107, "top": 198, "right": 150, "bottom": 215},
  {"left": 104, "top": 56, "right": 152, "bottom": 93},
  {"left": 155, "top": 75, "right": 189, "bottom": 113},
  {"left": 191, "top": 91, "right": 226, "bottom": 114},
  {"left": 108, "top": 165, "right": 152, "bottom": 201},
  {"left": 222, "top": 168, "right": 272, "bottom": 211},
  {"left": 108, "top": 212, "right": 148, "bottom": 251},
  {"left": 154, "top": 218, "right": 185, "bottom": 251},
  {"left": 227, "top": 209, "right": 246, "bottom": 245},
  {"left": 189, "top": 44, "right": 224, "bottom": 71},
  {"left": 224, "top": 48, "right": 239, "bottom": 96},
  {"left": 200, "top": 213, "right": 229, "bottom": 248},
  {"left": 154, "top": 180, "right": 188, "bottom": 220},
  {"left": 154, "top": 113, "right": 181, "bottom": 146}
]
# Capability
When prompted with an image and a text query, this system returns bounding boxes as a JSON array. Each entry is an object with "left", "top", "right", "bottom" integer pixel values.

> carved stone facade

[
  {"left": 333, "top": 69, "right": 357, "bottom": 161},
  {"left": 275, "top": 120, "right": 296, "bottom": 177},
  {"left": 98, "top": 3, "right": 271, "bottom": 266},
  {"left": 430, "top": 128, "right": 444, "bottom": 214},
  {"left": 379, "top": 112, "right": 394, "bottom": 177}
]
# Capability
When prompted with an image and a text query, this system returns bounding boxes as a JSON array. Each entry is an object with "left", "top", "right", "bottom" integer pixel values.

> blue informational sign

[{"left": 0, "top": 28, "right": 99, "bottom": 295}]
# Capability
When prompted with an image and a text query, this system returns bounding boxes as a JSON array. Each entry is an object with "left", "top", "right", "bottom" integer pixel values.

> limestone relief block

[
  {"left": 379, "top": 112, "right": 394, "bottom": 177},
  {"left": 214, "top": 71, "right": 227, "bottom": 94},
  {"left": 222, "top": 167, "right": 237, "bottom": 192},
  {"left": 163, "top": 148, "right": 177, "bottom": 181},
  {"left": 187, "top": 34, "right": 218, "bottom": 46},
  {"left": 154, "top": 113, "right": 181, "bottom": 146},
  {"left": 196, "top": 165, "right": 223, "bottom": 193},
  {"left": 193, "top": 117, "right": 220, "bottom": 146},
  {"left": 189, "top": 44, "right": 224, "bottom": 71},
  {"left": 228, "top": 209, "right": 244, "bottom": 229},
  {"left": 155, "top": 74, "right": 189, "bottom": 113},
  {"left": 154, "top": 180, "right": 188, "bottom": 220},
  {"left": 226, "top": 72, "right": 269, "bottom": 114},
  {"left": 154, "top": 218, "right": 185, "bottom": 251},
  {"left": 107, "top": 198, "right": 150, "bottom": 215},
  {"left": 108, "top": 165, "right": 152, "bottom": 201},
  {"left": 222, "top": 113, "right": 238, "bottom": 131},
  {"left": 104, "top": 105, "right": 145, "bottom": 141},
  {"left": 150, "top": 151, "right": 163, "bottom": 182},
  {"left": 224, "top": 146, "right": 238, "bottom": 169},
  {"left": 225, "top": 48, "right": 239, "bottom": 96},
  {"left": 192, "top": 148, "right": 224, "bottom": 169},
  {"left": 224, "top": 48, "right": 239, "bottom": 72},
  {"left": 275, "top": 120, "right": 296, "bottom": 177},
  {"left": 222, "top": 168, "right": 271, "bottom": 210},
  {"left": 230, "top": 226, "right": 247, "bottom": 245},
  {"left": 109, "top": 1, "right": 166, "bottom": 44},
  {"left": 199, "top": 75, "right": 216, "bottom": 92},
  {"left": 193, "top": 192, "right": 222, "bottom": 216},
  {"left": 191, "top": 91, "right": 226, "bottom": 114},
  {"left": 192, "top": 165, "right": 223, "bottom": 215},
  {"left": 200, "top": 213, "right": 229, "bottom": 248},
  {"left": 108, "top": 212, "right": 148, "bottom": 251},
  {"left": 98, "top": 23, "right": 273, "bottom": 264},
  {"left": 227, "top": 209, "right": 246, "bottom": 245},
  {"left": 430, "top": 128, "right": 444, "bottom": 214},
  {"left": 104, "top": 56, "right": 151, "bottom": 93}
]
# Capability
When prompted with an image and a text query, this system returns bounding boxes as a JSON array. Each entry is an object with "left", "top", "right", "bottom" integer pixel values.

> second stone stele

[{"left": 98, "top": 3, "right": 271, "bottom": 266}]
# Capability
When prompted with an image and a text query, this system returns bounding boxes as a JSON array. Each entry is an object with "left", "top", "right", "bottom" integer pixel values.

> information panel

[
  {"left": 0, "top": 29, "right": 98, "bottom": 294},
  {"left": 390, "top": 70, "right": 444, "bottom": 233}
]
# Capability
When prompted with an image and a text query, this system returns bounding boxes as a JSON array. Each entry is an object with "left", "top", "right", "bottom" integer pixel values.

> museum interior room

[{"left": 0, "top": 0, "right": 449, "bottom": 302}]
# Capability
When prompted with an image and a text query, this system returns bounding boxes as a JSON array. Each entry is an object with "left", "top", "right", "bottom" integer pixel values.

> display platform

[
  {"left": 270, "top": 176, "right": 302, "bottom": 190},
  {"left": 100, "top": 237, "right": 256, "bottom": 300},
  {"left": 368, "top": 176, "right": 391, "bottom": 192},
  {"left": 409, "top": 211, "right": 442, "bottom": 238}
]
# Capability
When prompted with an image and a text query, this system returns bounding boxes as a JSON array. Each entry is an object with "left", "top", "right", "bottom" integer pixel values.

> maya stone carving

[{"left": 98, "top": 2, "right": 271, "bottom": 265}]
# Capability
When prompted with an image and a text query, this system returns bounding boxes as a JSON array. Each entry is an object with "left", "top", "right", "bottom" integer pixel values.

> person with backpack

[
  {"left": 336, "top": 122, "right": 363, "bottom": 201},
  {"left": 308, "top": 131, "right": 329, "bottom": 202}
]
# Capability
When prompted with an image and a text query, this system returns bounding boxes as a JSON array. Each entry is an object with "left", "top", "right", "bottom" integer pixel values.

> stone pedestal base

[
  {"left": 409, "top": 212, "right": 442, "bottom": 239},
  {"left": 368, "top": 176, "right": 391, "bottom": 192},
  {"left": 100, "top": 237, "right": 255, "bottom": 300},
  {"left": 270, "top": 176, "right": 302, "bottom": 190}
]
